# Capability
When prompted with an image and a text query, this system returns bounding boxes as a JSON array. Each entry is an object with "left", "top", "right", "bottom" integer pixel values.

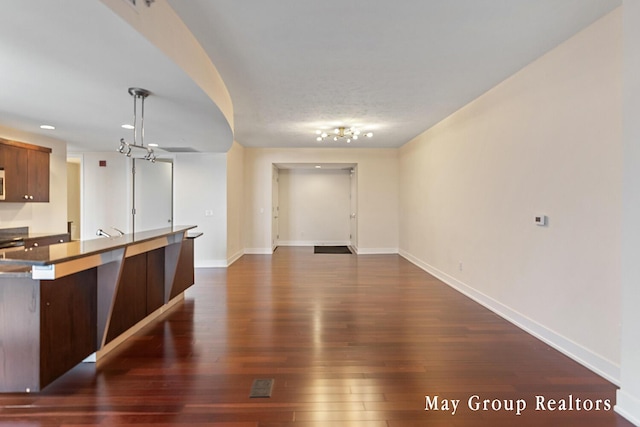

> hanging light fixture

[
  {"left": 117, "top": 87, "right": 156, "bottom": 162},
  {"left": 315, "top": 126, "right": 373, "bottom": 143}
]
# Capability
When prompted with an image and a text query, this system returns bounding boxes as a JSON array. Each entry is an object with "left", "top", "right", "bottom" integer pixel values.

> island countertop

[
  {"left": 0, "top": 225, "right": 197, "bottom": 267},
  {"left": 0, "top": 225, "right": 200, "bottom": 393}
]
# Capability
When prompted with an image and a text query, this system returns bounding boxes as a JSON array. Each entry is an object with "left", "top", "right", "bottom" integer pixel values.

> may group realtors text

[{"left": 425, "top": 394, "right": 612, "bottom": 416}]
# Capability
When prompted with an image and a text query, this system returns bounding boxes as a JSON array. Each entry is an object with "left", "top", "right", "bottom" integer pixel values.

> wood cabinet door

[
  {"left": 0, "top": 144, "right": 28, "bottom": 202},
  {"left": 27, "top": 149, "right": 50, "bottom": 202},
  {"left": 40, "top": 269, "right": 97, "bottom": 389}
]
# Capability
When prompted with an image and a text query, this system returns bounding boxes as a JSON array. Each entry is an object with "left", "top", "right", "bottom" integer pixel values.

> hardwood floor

[{"left": 0, "top": 247, "right": 633, "bottom": 426}]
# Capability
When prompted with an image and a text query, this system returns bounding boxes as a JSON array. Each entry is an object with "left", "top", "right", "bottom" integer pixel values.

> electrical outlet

[
  {"left": 534, "top": 215, "right": 547, "bottom": 226},
  {"left": 459, "top": 261, "right": 463, "bottom": 271}
]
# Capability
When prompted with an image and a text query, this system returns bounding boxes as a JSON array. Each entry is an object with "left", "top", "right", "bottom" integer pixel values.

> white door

[
  {"left": 350, "top": 167, "right": 358, "bottom": 250},
  {"left": 272, "top": 165, "right": 279, "bottom": 251},
  {"left": 134, "top": 159, "right": 173, "bottom": 233}
]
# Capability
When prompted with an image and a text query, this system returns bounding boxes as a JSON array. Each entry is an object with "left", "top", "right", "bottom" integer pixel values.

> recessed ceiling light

[
  {"left": 147, "top": 143, "right": 158, "bottom": 147},
  {"left": 315, "top": 165, "right": 322, "bottom": 168},
  {"left": 121, "top": 124, "right": 135, "bottom": 130},
  {"left": 40, "top": 125, "right": 55, "bottom": 130}
]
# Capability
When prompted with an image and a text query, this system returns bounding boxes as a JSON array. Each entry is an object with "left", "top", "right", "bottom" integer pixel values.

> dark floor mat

[{"left": 314, "top": 245, "right": 352, "bottom": 254}]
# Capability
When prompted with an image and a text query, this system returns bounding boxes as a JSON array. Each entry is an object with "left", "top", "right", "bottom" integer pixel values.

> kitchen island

[{"left": 0, "top": 226, "right": 199, "bottom": 393}]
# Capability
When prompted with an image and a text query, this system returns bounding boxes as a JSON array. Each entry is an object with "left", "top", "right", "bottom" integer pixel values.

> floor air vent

[{"left": 249, "top": 379, "right": 274, "bottom": 398}]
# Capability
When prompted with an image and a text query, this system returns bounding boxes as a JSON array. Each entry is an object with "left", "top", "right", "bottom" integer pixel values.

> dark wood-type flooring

[{"left": 0, "top": 247, "right": 633, "bottom": 426}]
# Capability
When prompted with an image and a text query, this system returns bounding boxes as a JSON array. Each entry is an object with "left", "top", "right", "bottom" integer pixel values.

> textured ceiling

[
  {"left": 0, "top": 0, "right": 622, "bottom": 152},
  {"left": 168, "top": 0, "right": 621, "bottom": 148}
]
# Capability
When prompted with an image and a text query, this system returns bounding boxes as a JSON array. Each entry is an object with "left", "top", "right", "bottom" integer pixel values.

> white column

[{"left": 617, "top": 1, "right": 640, "bottom": 425}]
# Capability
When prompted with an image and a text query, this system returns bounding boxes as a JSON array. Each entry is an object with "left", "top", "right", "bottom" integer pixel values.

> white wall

[
  {"left": 174, "top": 152, "right": 227, "bottom": 267},
  {"left": 278, "top": 168, "right": 351, "bottom": 246},
  {"left": 399, "top": 9, "right": 622, "bottom": 383},
  {"left": 74, "top": 150, "right": 227, "bottom": 266},
  {"left": 617, "top": 1, "right": 640, "bottom": 424},
  {"left": 243, "top": 147, "right": 398, "bottom": 254},
  {"left": 226, "top": 141, "right": 245, "bottom": 265},
  {"left": 134, "top": 159, "right": 173, "bottom": 232},
  {"left": 0, "top": 126, "right": 67, "bottom": 234},
  {"left": 77, "top": 152, "right": 131, "bottom": 241}
]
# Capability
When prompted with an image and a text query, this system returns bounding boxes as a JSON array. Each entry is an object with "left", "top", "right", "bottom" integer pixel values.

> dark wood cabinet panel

[
  {"left": 0, "top": 138, "right": 51, "bottom": 203},
  {"left": 105, "top": 249, "right": 166, "bottom": 344},
  {"left": 170, "top": 238, "right": 195, "bottom": 300},
  {"left": 105, "top": 253, "right": 147, "bottom": 344},
  {"left": 27, "top": 149, "right": 50, "bottom": 202},
  {"left": 24, "top": 233, "right": 70, "bottom": 249},
  {"left": 146, "top": 248, "right": 165, "bottom": 314},
  {"left": 40, "top": 269, "right": 97, "bottom": 389},
  {"left": 0, "top": 143, "right": 28, "bottom": 202}
]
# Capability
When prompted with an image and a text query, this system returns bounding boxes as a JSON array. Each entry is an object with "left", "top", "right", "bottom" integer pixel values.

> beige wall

[
  {"left": 399, "top": 9, "right": 622, "bottom": 382},
  {"left": 278, "top": 168, "right": 351, "bottom": 245},
  {"left": 243, "top": 147, "right": 399, "bottom": 253},
  {"left": 0, "top": 125, "right": 68, "bottom": 234},
  {"left": 66, "top": 161, "right": 81, "bottom": 240},
  {"left": 226, "top": 141, "right": 244, "bottom": 264}
]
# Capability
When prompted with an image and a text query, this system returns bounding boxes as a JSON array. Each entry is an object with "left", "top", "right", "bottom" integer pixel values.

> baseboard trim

[
  {"left": 227, "top": 250, "right": 244, "bottom": 266},
  {"left": 241, "top": 245, "right": 395, "bottom": 255},
  {"left": 244, "top": 248, "right": 273, "bottom": 255},
  {"left": 195, "top": 259, "right": 228, "bottom": 268},
  {"left": 399, "top": 249, "right": 620, "bottom": 386},
  {"left": 615, "top": 390, "right": 640, "bottom": 426},
  {"left": 277, "top": 240, "right": 351, "bottom": 246},
  {"left": 357, "top": 247, "right": 399, "bottom": 254}
]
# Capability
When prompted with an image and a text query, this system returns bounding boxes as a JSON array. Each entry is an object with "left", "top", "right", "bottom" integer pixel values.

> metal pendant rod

[{"left": 128, "top": 87, "right": 150, "bottom": 147}]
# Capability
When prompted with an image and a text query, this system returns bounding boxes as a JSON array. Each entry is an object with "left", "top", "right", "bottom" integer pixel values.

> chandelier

[
  {"left": 315, "top": 126, "right": 373, "bottom": 143},
  {"left": 117, "top": 87, "right": 156, "bottom": 162}
]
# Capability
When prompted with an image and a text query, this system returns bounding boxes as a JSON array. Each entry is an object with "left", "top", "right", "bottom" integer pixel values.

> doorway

[
  {"left": 66, "top": 156, "right": 82, "bottom": 240},
  {"left": 272, "top": 165, "right": 279, "bottom": 251},
  {"left": 274, "top": 164, "right": 356, "bottom": 247},
  {"left": 349, "top": 166, "right": 358, "bottom": 251}
]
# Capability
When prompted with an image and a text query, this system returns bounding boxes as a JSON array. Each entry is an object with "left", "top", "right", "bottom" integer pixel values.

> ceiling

[
  {"left": 0, "top": 0, "right": 232, "bottom": 153},
  {"left": 0, "top": 0, "right": 621, "bottom": 153}
]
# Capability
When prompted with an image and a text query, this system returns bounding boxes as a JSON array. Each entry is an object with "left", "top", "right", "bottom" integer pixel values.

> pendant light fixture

[{"left": 117, "top": 87, "right": 156, "bottom": 162}]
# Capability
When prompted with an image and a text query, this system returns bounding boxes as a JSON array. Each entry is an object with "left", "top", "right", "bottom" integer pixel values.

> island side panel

[
  {"left": 170, "top": 237, "right": 195, "bottom": 300},
  {"left": 97, "top": 249, "right": 125, "bottom": 349},
  {"left": 0, "top": 278, "right": 40, "bottom": 393}
]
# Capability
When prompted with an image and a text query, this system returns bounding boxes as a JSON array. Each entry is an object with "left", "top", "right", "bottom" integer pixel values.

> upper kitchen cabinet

[{"left": 0, "top": 138, "right": 51, "bottom": 203}]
